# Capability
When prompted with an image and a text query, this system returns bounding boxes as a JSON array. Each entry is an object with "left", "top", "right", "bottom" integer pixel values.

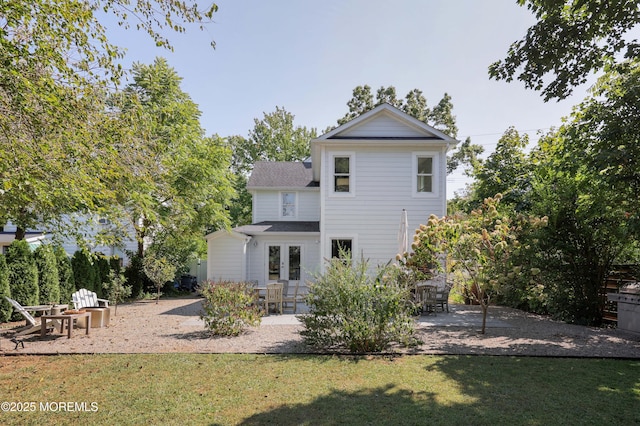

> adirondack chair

[
  {"left": 4, "top": 297, "right": 55, "bottom": 336},
  {"left": 72, "top": 288, "right": 109, "bottom": 310}
]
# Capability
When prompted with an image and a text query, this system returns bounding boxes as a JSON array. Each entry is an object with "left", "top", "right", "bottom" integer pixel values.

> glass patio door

[{"left": 267, "top": 244, "right": 301, "bottom": 284}]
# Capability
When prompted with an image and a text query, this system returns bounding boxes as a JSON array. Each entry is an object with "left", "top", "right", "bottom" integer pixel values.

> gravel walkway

[{"left": 1, "top": 296, "right": 639, "bottom": 357}]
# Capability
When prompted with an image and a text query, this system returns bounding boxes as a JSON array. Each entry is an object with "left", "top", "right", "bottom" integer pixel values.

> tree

[
  {"left": 404, "top": 196, "right": 546, "bottom": 334},
  {"left": 6, "top": 240, "right": 39, "bottom": 312},
  {"left": 0, "top": 0, "right": 219, "bottom": 239},
  {"left": 489, "top": 0, "right": 640, "bottom": 101},
  {"left": 521, "top": 99, "right": 640, "bottom": 325},
  {"left": 115, "top": 58, "right": 234, "bottom": 260},
  {"left": 559, "top": 60, "right": 640, "bottom": 237},
  {"left": 226, "top": 107, "right": 316, "bottom": 226},
  {"left": 336, "top": 84, "right": 481, "bottom": 173},
  {"left": 72, "top": 250, "right": 96, "bottom": 294},
  {"left": 143, "top": 253, "right": 177, "bottom": 303},
  {"left": 472, "top": 127, "right": 533, "bottom": 210},
  {"left": 0, "top": 255, "right": 12, "bottom": 322},
  {"left": 103, "top": 270, "right": 131, "bottom": 316},
  {"left": 33, "top": 245, "right": 60, "bottom": 305},
  {"left": 54, "top": 246, "right": 75, "bottom": 305}
]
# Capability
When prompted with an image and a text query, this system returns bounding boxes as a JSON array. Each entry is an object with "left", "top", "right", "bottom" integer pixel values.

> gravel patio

[{"left": 1, "top": 296, "right": 639, "bottom": 357}]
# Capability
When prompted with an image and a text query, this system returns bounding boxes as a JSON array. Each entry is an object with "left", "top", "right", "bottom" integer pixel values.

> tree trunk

[
  {"left": 480, "top": 303, "right": 488, "bottom": 334},
  {"left": 15, "top": 226, "right": 26, "bottom": 240}
]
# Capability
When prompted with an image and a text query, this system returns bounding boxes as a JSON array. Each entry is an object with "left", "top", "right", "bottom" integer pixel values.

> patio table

[{"left": 41, "top": 312, "right": 91, "bottom": 338}]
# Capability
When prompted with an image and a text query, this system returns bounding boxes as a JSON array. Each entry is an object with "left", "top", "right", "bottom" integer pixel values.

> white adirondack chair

[
  {"left": 4, "top": 297, "right": 55, "bottom": 336},
  {"left": 72, "top": 288, "right": 109, "bottom": 310}
]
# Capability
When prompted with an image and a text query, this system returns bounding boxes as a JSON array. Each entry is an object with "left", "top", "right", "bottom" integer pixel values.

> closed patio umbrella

[{"left": 397, "top": 209, "right": 409, "bottom": 257}]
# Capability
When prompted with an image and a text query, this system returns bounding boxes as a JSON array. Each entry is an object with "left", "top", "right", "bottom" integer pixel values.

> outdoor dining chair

[{"left": 264, "top": 282, "right": 283, "bottom": 315}]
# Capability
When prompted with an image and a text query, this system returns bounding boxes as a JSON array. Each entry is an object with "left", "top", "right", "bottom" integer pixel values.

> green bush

[
  {"left": 0, "top": 255, "right": 12, "bottom": 322},
  {"left": 124, "top": 254, "right": 152, "bottom": 299},
  {"left": 199, "top": 280, "right": 261, "bottom": 336},
  {"left": 299, "top": 256, "right": 417, "bottom": 353},
  {"left": 6, "top": 240, "right": 39, "bottom": 314},
  {"left": 71, "top": 250, "right": 96, "bottom": 293},
  {"left": 55, "top": 246, "right": 75, "bottom": 305},
  {"left": 34, "top": 245, "right": 60, "bottom": 304},
  {"left": 94, "top": 254, "right": 112, "bottom": 299}
]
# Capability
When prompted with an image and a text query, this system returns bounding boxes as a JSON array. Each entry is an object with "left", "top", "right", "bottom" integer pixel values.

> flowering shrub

[
  {"left": 199, "top": 280, "right": 261, "bottom": 336},
  {"left": 299, "top": 256, "right": 417, "bottom": 353}
]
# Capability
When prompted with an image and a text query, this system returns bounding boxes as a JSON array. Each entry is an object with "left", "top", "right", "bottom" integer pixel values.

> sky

[{"left": 102, "top": 0, "right": 596, "bottom": 197}]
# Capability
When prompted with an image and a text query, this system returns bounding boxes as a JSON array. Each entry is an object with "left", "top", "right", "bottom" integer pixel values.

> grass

[{"left": 0, "top": 354, "right": 638, "bottom": 425}]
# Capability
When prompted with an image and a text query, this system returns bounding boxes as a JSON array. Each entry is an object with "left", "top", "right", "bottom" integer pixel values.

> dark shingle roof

[
  {"left": 234, "top": 221, "right": 320, "bottom": 234},
  {"left": 247, "top": 161, "right": 318, "bottom": 189}
]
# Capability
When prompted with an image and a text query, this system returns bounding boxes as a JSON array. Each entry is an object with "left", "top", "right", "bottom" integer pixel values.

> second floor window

[
  {"left": 417, "top": 156, "right": 433, "bottom": 193},
  {"left": 334, "top": 156, "right": 350, "bottom": 193},
  {"left": 281, "top": 192, "right": 296, "bottom": 218}
]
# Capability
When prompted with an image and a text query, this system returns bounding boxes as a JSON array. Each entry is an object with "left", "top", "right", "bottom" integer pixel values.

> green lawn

[{"left": 0, "top": 354, "right": 638, "bottom": 425}]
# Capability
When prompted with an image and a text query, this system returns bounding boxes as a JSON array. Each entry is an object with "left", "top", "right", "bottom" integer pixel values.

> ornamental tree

[{"left": 405, "top": 195, "right": 547, "bottom": 334}]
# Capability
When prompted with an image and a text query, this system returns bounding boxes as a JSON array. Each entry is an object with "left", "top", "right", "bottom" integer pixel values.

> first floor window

[{"left": 331, "top": 239, "right": 352, "bottom": 259}]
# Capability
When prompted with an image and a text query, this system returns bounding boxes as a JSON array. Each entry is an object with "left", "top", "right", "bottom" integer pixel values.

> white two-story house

[{"left": 205, "top": 103, "right": 458, "bottom": 291}]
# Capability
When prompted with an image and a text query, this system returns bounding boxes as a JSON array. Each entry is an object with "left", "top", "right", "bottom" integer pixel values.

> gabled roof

[
  {"left": 310, "top": 103, "right": 459, "bottom": 180},
  {"left": 318, "top": 103, "right": 458, "bottom": 141},
  {"left": 247, "top": 161, "right": 318, "bottom": 189}
]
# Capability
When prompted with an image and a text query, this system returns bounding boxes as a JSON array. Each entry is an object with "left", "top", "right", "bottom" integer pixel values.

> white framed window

[
  {"left": 412, "top": 152, "right": 439, "bottom": 198},
  {"left": 330, "top": 152, "right": 355, "bottom": 196},
  {"left": 281, "top": 192, "right": 297, "bottom": 218},
  {"left": 330, "top": 238, "right": 353, "bottom": 260}
]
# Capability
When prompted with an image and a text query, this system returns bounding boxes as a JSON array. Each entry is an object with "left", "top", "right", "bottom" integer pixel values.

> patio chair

[
  {"left": 435, "top": 281, "right": 452, "bottom": 313},
  {"left": 264, "top": 282, "right": 283, "bottom": 315},
  {"left": 72, "top": 288, "right": 109, "bottom": 309},
  {"left": 282, "top": 281, "right": 302, "bottom": 314},
  {"left": 4, "top": 297, "right": 56, "bottom": 336},
  {"left": 416, "top": 285, "right": 437, "bottom": 315}
]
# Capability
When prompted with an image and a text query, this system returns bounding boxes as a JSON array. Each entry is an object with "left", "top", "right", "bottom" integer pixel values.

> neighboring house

[
  {"left": 1, "top": 217, "right": 138, "bottom": 265},
  {"left": 205, "top": 103, "right": 458, "bottom": 292}
]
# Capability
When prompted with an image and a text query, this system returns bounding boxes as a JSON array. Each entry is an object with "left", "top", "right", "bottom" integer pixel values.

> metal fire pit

[{"left": 608, "top": 283, "right": 640, "bottom": 334}]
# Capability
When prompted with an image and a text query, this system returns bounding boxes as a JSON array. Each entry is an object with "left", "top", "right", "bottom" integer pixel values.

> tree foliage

[
  {"left": 472, "top": 127, "right": 533, "bottom": 210},
  {"left": 0, "top": 0, "right": 219, "bottom": 238},
  {"left": 405, "top": 196, "right": 547, "bottom": 333},
  {"left": 489, "top": 0, "right": 640, "bottom": 101},
  {"left": 336, "top": 84, "right": 482, "bottom": 174},
  {"left": 6, "top": 240, "right": 39, "bottom": 311},
  {"left": 143, "top": 252, "right": 177, "bottom": 303},
  {"left": 34, "top": 245, "right": 60, "bottom": 305},
  {"left": 0, "top": 255, "right": 12, "bottom": 322},
  {"left": 54, "top": 245, "right": 75, "bottom": 305},
  {"left": 226, "top": 107, "right": 316, "bottom": 226},
  {"left": 114, "top": 58, "right": 234, "bottom": 260}
]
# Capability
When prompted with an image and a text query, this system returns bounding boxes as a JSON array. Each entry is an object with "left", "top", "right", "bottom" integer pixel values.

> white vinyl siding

[
  {"left": 207, "top": 233, "right": 247, "bottom": 282},
  {"left": 322, "top": 146, "right": 446, "bottom": 267},
  {"left": 253, "top": 190, "right": 320, "bottom": 222},
  {"left": 337, "top": 113, "right": 432, "bottom": 138}
]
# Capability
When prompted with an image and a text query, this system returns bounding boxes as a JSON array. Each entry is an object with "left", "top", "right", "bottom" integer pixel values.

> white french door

[{"left": 267, "top": 244, "right": 301, "bottom": 285}]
